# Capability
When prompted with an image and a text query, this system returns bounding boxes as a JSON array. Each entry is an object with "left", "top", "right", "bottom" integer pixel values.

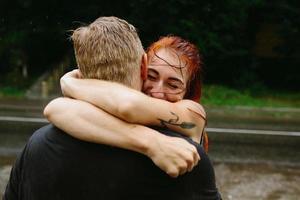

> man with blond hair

[
  {"left": 4, "top": 16, "right": 220, "bottom": 200},
  {"left": 72, "top": 17, "right": 144, "bottom": 88}
]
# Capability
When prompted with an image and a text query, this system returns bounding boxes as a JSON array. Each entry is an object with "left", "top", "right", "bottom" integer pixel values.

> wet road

[{"left": 215, "top": 162, "right": 300, "bottom": 200}]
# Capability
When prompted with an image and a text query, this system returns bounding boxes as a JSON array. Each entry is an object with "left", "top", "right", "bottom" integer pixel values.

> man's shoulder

[
  {"left": 28, "top": 124, "right": 64, "bottom": 145},
  {"left": 27, "top": 124, "right": 143, "bottom": 156},
  {"left": 29, "top": 123, "right": 88, "bottom": 144},
  {"left": 26, "top": 124, "right": 92, "bottom": 155},
  {"left": 30, "top": 123, "right": 59, "bottom": 136}
]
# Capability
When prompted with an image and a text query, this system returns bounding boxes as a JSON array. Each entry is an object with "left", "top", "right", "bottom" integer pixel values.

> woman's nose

[{"left": 149, "top": 82, "right": 166, "bottom": 100}]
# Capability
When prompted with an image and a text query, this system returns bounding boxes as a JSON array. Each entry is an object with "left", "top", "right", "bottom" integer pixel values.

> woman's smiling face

[{"left": 143, "top": 48, "right": 189, "bottom": 102}]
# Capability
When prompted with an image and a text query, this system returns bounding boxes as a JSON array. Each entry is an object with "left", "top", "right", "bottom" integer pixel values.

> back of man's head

[{"left": 71, "top": 16, "right": 144, "bottom": 87}]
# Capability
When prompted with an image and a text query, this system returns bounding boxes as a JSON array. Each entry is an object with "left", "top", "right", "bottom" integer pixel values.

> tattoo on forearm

[{"left": 158, "top": 112, "right": 196, "bottom": 129}]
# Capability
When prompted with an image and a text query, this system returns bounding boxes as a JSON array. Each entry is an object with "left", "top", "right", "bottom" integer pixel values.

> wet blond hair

[{"left": 71, "top": 16, "right": 144, "bottom": 87}]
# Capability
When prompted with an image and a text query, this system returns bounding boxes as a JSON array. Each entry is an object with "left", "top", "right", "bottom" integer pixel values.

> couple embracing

[{"left": 4, "top": 16, "right": 221, "bottom": 200}]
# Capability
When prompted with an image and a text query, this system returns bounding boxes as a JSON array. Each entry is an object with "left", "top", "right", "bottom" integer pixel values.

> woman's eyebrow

[
  {"left": 148, "top": 68, "right": 159, "bottom": 75},
  {"left": 148, "top": 68, "right": 159, "bottom": 76}
]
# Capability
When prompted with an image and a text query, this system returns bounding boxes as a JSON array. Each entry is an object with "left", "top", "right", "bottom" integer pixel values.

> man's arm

[
  {"left": 44, "top": 97, "right": 200, "bottom": 177},
  {"left": 61, "top": 71, "right": 206, "bottom": 142}
]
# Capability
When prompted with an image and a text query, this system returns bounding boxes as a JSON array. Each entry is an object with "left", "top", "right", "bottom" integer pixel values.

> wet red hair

[{"left": 146, "top": 36, "right": 203, "bottom": 102}]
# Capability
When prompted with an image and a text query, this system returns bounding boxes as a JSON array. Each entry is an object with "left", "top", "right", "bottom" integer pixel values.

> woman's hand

[
  {"left": 146, "top": 134, "right": 200, "bottom": 178},
  {"left": 60, "top": 69, "right": 82, "bottom": 97}
]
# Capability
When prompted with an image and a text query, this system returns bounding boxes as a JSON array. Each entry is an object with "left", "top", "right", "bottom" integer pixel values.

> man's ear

[
  {"left": 76, "top": 68, "right": 83, "bottom": 79},
  {"left": 141, "top": 53, "right": 148, "bottom": 81}
]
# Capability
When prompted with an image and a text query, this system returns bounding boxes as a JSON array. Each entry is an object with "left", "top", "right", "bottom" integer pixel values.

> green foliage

[
  {"left": 0, "top": 0, "right": 299, "bottom": 91},
  {"left": 0, "top": 87, "right": 25, "bottom": 98},
  {"left": 202, "top": 85, "right": 300, "bottom": 107}
]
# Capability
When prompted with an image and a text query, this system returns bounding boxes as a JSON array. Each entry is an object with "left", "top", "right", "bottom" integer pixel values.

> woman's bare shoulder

[{"left": 176, "top": 99, "right": 206, "bottom": 119}]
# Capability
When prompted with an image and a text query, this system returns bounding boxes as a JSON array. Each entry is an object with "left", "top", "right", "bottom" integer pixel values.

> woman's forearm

[
  {"left": 60, "top": 77, "right": 144, "bottom": 120},
  {"left": 61, "top": 77, "right": 205, "bottom": 141}
]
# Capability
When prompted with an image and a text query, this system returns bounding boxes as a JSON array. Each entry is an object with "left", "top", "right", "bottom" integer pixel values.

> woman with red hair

[
  {"left": 146, "top": 36, "right": 203, "bottom": 102},
  {"left": 45, "top": 35, "right": 209, "bottom": 173},
  {"left": 143, "top": 36, "right": 208, "bottom": 149}
]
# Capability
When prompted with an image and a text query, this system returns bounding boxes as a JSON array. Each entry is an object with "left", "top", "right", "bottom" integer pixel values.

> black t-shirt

[{"left": 4, "top": 124, "right": 221, "bottom": 200}]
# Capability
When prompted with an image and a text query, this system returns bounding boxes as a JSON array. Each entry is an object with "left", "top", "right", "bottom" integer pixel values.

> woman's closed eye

[
  {"left": 167, "top": 80, "right": 184, "bottom": 90},
  {"left": 168, "top": 83, "right": 179, "bottom": 89}
]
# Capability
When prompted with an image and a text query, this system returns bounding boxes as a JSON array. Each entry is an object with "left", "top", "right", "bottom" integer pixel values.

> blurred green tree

[{"left": 0, "top": 0, "right": 298, "bottom": 91}]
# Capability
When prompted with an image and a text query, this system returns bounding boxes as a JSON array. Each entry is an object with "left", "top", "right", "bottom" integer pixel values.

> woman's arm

[
  {"left": 61, "top": 73, "right": 206, "bottom": 142},
  {"left": 44, "top": 97, "right": 200, "bottom": 177}
]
